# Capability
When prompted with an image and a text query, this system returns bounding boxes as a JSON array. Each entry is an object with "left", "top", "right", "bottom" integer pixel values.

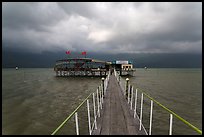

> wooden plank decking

[{"left": 92, "top": 74, "right": 147, "bottom": 135}]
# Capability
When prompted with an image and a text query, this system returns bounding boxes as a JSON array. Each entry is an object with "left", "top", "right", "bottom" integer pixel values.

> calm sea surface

[{"left": 2, "top": 68, "right": 202, "bottom": 135}]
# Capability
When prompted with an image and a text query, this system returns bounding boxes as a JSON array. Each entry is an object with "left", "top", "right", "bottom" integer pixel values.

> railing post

[
  {"left": 130, "top": 86, "right": 134, "bottom": 110},
  {"left": 125, "top": 78, "right": 129, "bottom": 96},
  {"left": 134, "top": 89, "right": 138, "bottom": 118},
  {"left": 169, "top": 114, "right": 173, "bottom": 135},
  {"left": 106, "top": 76, "right": 108, "bottom": 92},
  {"left": 87, "top": 100, "right": 91, "bottom": 135},
  {"left": 75, "top": 112, "right": 79, "bottom": 135},
  {"left": 99, "top": 86, "right": 103, "bottom": 108},
  {"left": 149, "top": 100, "right": 153, "bottom": 135},
  {"left": 128, "top": 85, "right": 131, "bottom": 104},
  {"left": 101, "top": 84, "right": 104, "bottom": 103},
  {"left": 106, "top": 78, "right": 108, "bottom": 92},
  {"left": 104, "top": 78, "right": 107, "bottom": 95},
  {"left": 92, "top": 93, "right": 97, "bottom": 129},
  {"left": 139, "top": 93, "right": 143, "bottom": 130},
  {"left": 96, "top": 89, "right": 100, "bottom": 117},
  {"left": 101, "top": 77, "right": 105, "bottom": 96}
]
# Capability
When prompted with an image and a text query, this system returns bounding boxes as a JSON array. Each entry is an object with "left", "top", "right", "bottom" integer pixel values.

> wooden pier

[
  {"left": 92, "top": 74, "right": 146, "bottom": 135},
  {"left": 51, "top": 68, "right": 202, "bottom": 135}
]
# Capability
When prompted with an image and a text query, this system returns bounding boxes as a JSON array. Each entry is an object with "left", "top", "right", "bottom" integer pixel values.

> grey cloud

[
  {"left": 57, "top": 2, "right": 97, "bottom": 18},
  {"left": 102, "top": 2, "right": 202, "bottom": 53},
  {"left": 2, "top": 2, "right": 202, "bottom": 54},
  {"left": 3, "top": 2, "right": 66, "bottom": 31}
]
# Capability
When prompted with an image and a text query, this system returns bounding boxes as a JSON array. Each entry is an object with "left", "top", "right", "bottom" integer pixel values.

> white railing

[
  {"left": 114, "top": 69, "right": 148, "bottom": 134},
  {"left": 115, "top": 73, "right": 202, "bottom": 135},
  {"left": 51, "top": 71, "right": 110, "bottom": 135}
]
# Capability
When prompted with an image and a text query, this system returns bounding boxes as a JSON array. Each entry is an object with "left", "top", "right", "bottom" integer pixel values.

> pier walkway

[
  {"left": 92, "top": 74, "right": 146, "bottom": 135},
  {"left": 51, "top": 69, "right": 202, "bottom": 135}
]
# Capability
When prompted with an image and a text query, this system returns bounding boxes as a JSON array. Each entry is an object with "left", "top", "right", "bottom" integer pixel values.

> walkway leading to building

[
  {"left": 51, "top": 69, "right": 202, "bottom": 135},
  {"left": 92, "top": 74, "right": 146, "bottom": 135}
]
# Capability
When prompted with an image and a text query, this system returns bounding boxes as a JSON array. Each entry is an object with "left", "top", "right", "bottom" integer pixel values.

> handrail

[
  {"left": 135, "top": 86, "right": 202, "bottom": 135},
  {"left": 51, "top": 93, "right": 92, "bottom": 135},
  {"left": 51, "top": 70, "right": 110, "bottom": 135},
  {"left": 118, "top": 75, "right": 202, "bottom": 135},
  {"left": 51, "top": 70, "right": 201, "bottom": 135},
  {"left": 114, "top": 70, "right": 148, "bottom": 135}
]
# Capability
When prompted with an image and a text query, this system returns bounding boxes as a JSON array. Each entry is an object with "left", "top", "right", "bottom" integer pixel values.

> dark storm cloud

[
  {"left": 2, "top": 2, "right": 202, "bottom": 53},
  {"left": 3, "top": 2, "right": 66, "bottom": 30}
]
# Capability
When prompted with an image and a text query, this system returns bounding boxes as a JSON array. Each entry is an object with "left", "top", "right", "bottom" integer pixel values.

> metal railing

[
  {"left": 51, "top": 71, "right": 110, "bottom": 135},
  {"left": 114, "top": 70, "right": 202, "bottom": 135}
]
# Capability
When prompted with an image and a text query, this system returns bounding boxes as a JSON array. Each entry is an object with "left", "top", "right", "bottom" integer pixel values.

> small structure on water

[
  {"left": 110, "top": 60, "right": 135, "bottom": 76},
  {"left": 54, "top": 58, "right": 135, "bottom": 77}
]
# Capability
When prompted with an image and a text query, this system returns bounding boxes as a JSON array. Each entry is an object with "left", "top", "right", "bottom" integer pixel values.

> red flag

[
  {"left": 66, "top": 50, "right": 70, "bottom": 54},
  {"left": 81, "top": 51, "right": 86, "bottom": 55}
]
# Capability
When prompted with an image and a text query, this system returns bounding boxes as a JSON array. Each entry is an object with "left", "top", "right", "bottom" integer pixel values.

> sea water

[{"left": 2, "top": 68, "right": 202, "bottom": 135}]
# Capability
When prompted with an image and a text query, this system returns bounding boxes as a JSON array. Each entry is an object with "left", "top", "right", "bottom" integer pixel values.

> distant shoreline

[{"left": 2, "top": 67, "right": 202, "bottom": 69}]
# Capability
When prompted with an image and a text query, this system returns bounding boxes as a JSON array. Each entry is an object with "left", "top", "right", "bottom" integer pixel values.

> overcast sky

[{"left": 2, "top": 2, "right": 202, "bottom": 54}]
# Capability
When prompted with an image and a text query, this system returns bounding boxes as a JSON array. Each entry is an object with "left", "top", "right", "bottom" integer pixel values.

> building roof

[{"left": 56, "top": 58, "right": 110, "bottom": 64}]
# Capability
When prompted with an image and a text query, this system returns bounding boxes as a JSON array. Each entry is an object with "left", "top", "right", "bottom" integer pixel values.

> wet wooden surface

[{"left": 92, "top": 74, "right": 147, "bottom": 135}]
